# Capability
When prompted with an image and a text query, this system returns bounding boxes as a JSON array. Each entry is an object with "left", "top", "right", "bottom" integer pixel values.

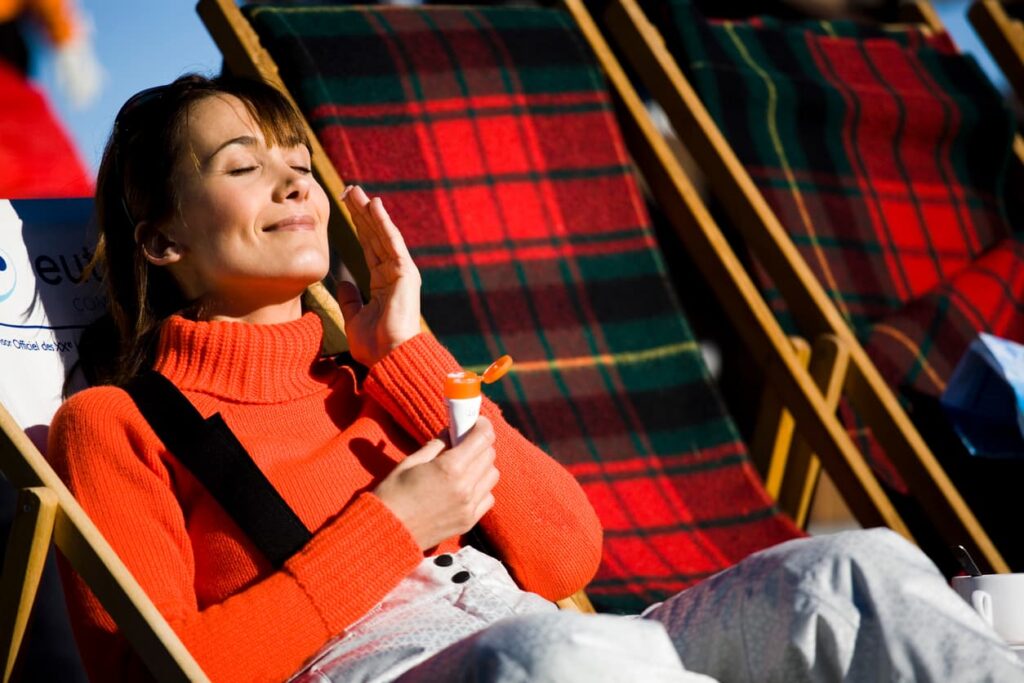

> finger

[
  {"left": 472, "top": 461, "right": 500, "bottom": 498},
  {"left": 343, "top": 186, "right": 382, "bottom": 268},
  {"left": 341, "top": 188, "right": 375, "bottom": 267},
  {"left": 400, "top": 438, "right": 446, "bottom": 470},
  {"left": 367, "top": 197, "right": 413, "bottom": 263},
  {"left": 342, "top": 184, "right": 370, "bottom": 215},
  {"left": 336, "top": 280, "right": 363, "bottom": 324},
  {"left": 341, "top": 185, "right": 370, "bottom": 228},
  {"left": 347, "top": 187, "right": 389, "bottom": 267},
  {"left": 472, "top": 492, "right": 495, "bottom": 521},
  {"left": 365, "top": 198, "right": 394, "bottom": 265},
  {"left": 444, "top": 417, "right": 495, "bottom": 466}
]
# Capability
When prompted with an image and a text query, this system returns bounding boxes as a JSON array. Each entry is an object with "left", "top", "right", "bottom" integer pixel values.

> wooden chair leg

[
  {"left": 751, "top": 336, "right": 810, "bottom": 498},
  {"left": 556, "top": 589, "right": 596, "bottom": 613},
  {"left": 777, "top": 336, "right": 850, "bottom": 528},
  {"left": 0, "top": 487, "right": 57, "bottom": 683}
]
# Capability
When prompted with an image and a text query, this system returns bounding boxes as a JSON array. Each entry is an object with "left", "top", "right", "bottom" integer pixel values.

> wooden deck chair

[
  {"left": 197, "top": 0, "right": 920, "bottom": 613},
  {"left": 0, "top": 198, "right": 208, "bottom": 681},
  {"left": 602, "top": 0, "right": 1020, "bottom": 572}
]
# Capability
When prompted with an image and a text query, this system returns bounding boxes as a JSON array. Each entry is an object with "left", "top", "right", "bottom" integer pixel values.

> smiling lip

[{"left": 264, "top": 215, "right": 316, "bottom": 232}]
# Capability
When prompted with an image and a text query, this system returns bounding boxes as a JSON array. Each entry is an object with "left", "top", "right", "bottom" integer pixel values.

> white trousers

[{"left": 289, "top": 529, "right": 1024, "bottom": 683}]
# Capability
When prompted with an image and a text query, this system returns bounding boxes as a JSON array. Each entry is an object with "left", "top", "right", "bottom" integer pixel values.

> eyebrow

[{"left": 203, "top": 135, "right": 259, "bottom": 167}]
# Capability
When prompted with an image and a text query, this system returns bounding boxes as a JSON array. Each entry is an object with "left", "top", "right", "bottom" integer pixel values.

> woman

[{"left": 49, "top": 74, "right": 1024, "bottom": 683}]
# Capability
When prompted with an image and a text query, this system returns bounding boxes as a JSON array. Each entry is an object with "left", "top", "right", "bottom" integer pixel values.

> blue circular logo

[{"left": 0, "top": 248, "right": 16, "bottom": 303}]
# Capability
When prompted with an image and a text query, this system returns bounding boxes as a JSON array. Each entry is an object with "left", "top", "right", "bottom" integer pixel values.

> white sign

[{"left": 0, "top": 199, "right": 103, "bottom": 450}]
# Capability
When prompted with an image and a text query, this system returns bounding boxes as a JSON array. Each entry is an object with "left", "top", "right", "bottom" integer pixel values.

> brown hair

[{"left": 83, "top": 73, "right": 309, "bottom": 387}]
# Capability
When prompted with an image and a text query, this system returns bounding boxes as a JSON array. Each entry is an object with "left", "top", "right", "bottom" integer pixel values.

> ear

[{"left": 135, "top": 221, "right": 183, "bottom": 266}]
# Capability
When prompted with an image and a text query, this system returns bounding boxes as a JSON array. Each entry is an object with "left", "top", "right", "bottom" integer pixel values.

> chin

[{"left": 289, "top": 249, "right": 331, "bottom": 282}]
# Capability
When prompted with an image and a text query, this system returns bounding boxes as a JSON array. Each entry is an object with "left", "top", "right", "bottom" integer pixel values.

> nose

[{"left": 274, "top": 164, "right": 312, "bottom": 203}]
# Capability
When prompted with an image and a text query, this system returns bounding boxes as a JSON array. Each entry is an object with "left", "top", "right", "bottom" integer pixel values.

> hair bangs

[{"left": 240, "top": 90, "right": 309, "bottom": 152}]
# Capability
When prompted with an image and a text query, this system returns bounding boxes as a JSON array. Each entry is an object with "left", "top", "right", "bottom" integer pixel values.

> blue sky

[
  {"left": 33, "top": 1, "right": 222, "bottom": 176},
  {"left": 29, "top": 0, "right": 1009, "bottom": 178}
]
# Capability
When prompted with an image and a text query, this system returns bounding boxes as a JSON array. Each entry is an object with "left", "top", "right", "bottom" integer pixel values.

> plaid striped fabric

[
  {"left": 659, "top": 1, "right": 1022, "bottom": 487},
  {"left": 245, "top": 4, "right": 801, "bottom": 612},
  {"left": 661, "top": 0, "right": 1015, "bottom": 333}
]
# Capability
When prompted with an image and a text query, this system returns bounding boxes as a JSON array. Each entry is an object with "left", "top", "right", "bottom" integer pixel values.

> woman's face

[{"left": 156, "top": 93, "right": 330, "bottom": 315}]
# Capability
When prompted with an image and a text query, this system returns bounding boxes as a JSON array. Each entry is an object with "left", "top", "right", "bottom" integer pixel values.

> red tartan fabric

[
  {"left": 742, "top": 34, "right": 1015, "bottom": 332},
  {"left": 0, "top": 62, "right": 91, "bottom": 198},
  {"left": 811, "top": 36, "right": 1007, "bottom": 303},
  {"left": 316, "top": 92, "right": 644, "bottom": 260}
]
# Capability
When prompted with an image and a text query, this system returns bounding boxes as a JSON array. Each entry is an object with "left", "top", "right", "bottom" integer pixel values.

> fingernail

[{"left": 340, "top": 185, "right": 354, "bottom": 201}]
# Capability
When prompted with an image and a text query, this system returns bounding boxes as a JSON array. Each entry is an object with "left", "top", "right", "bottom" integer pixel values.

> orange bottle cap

[
  {"left": 445, "top": 371, "right": 481, "bottom": 399},
  {"left": 443, "top": 356, "right": 514, "bottom": 399},
  {"left": 482, "top": 355, "right": 513, "bottom": 384}
]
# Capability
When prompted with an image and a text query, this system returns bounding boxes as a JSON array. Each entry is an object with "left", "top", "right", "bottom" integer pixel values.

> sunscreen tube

[{"left": 444, "top": 355, "right": 513, "bottom": 446}]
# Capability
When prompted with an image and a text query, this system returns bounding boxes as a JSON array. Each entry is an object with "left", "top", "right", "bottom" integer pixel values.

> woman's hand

[
  {"left": 337, "top": 186, "right": 422, "bottom": 367},
  {"left": 374, "top": 417, "right": 500, "bottom": 551}
]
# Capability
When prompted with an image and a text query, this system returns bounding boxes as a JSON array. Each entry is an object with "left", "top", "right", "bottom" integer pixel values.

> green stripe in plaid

[{"left": 246, "top": 3, "right": 801, "bottom": 612}]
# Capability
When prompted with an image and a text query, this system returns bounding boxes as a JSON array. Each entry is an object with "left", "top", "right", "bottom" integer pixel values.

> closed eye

[
  {"left": 292, "top": 166, "right": 312, "bottom": 175},
  {"left": 228, "top": 166, "right": 258, "bottom": 176}
]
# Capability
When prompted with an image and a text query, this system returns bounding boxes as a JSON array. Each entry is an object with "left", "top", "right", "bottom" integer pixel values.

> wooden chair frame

[{"left": 601, "top": 0, "right": 1008, "bottom": 571}]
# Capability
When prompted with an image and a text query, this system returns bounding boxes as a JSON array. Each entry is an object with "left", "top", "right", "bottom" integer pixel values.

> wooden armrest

[
  {"left": 750, "top": 336, "right": 811, "bottom": 498},
  {"left": 776, "top": 335, "right": 850, "bottom": 527}
]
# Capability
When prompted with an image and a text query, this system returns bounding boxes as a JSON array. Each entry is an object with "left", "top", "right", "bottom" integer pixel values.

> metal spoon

[{"left": 954, "top": 544, "right": 982, "bottom": 577}]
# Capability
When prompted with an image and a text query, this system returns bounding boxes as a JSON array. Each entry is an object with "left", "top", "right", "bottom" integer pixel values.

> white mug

[{"left": 952, "top": 574, "right": 1024, "bottom": 645}]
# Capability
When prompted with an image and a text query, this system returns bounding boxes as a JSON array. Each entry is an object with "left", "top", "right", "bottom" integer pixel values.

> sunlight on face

[{"left": 160, "top": 94, "right": 330, "bottom": 319}]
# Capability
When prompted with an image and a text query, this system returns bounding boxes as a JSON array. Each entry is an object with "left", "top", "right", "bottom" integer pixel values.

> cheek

[{"left": 313, "top": 183, "right": 330, "bottom": 221}]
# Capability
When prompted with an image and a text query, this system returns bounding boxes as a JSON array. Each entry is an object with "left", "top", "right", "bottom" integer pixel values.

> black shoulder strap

[{"left": 123, "top": 371, "right": 312, "bottom": 568}]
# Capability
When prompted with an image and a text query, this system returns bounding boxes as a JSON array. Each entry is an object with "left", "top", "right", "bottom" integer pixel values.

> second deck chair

[
  {"left": 605, "top": 0, "right": 1021, "bottom": 572},
  {"left": 199, "top": 0, "right": 817, "bottom": 613}
]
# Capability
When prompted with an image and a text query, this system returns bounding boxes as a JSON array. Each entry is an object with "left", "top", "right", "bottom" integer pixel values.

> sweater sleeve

[
  {"left": 363, "top": 333, "right": 603, "bottom": 601},
  {"left": 48, "top": 387, "right": 422, "bottom": 683}
]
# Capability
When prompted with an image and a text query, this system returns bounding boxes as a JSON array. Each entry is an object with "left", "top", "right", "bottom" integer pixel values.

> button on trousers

[{"left": 289, "top": 529, "right": 1024, "bottom": 683}]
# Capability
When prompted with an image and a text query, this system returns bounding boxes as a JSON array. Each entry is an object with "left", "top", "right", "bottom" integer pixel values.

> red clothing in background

[{"left": 0, "top": 61, "right": 91, "bottom": 198}]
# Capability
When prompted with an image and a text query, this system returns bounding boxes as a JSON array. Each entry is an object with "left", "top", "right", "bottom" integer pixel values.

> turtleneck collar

[{"left": 153, "top": 312, "right": 331, "bottom": 403}]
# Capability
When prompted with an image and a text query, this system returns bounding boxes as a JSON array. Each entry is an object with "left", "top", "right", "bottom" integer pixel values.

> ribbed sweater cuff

[
  {"left": 285, "top": 492, "right": 421, "bottom": 634},
  {"left": 363, "top": 333, "right": 460, "bottom": 442}
]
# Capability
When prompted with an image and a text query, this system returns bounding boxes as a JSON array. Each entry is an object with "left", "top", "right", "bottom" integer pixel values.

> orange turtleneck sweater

[{"left": 48, "top": 313, "right": 602, "bottom": 683}]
